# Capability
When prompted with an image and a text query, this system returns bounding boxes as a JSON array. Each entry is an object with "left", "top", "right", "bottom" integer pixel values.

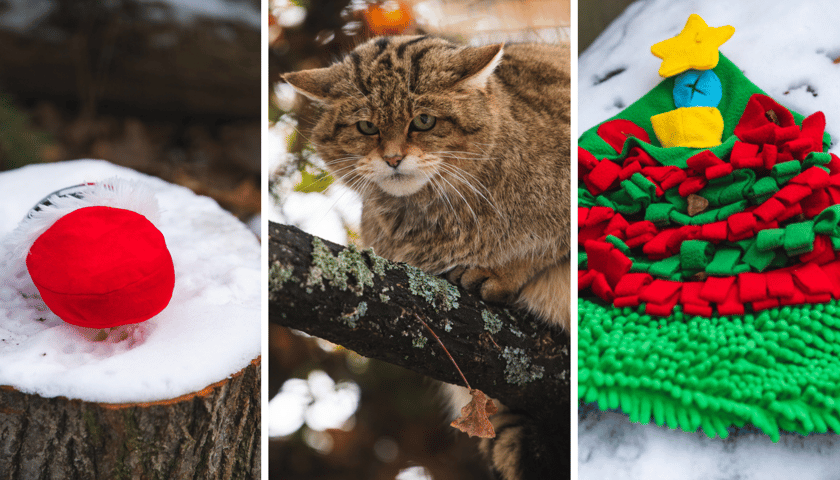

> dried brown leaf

[{"left": 450, "top": 389, "right": 498, "bottom": 438}]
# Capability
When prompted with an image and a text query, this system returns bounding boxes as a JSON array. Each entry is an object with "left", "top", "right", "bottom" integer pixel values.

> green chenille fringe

[{"left": 579, "top": 298, "right": 840, "bottom": 441}]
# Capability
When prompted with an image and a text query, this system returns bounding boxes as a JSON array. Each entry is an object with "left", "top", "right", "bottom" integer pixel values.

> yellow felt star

[{"left": 650, "top": 14, "right": 735, "bottom": 78}]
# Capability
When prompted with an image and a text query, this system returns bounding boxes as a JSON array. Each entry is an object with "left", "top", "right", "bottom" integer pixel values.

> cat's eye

[
  {"left": 410, "top": 114, "right": 436, "bottom": 132},
  {"left": 356, "top": 121, "right": 379, "bottom": 135}
]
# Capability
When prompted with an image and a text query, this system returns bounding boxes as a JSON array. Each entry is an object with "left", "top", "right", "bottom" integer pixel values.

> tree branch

[{"left": 268, "top": 222, "right": 570, "bottom": 419}]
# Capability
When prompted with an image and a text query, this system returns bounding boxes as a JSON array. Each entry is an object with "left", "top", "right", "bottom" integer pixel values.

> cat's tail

[{"left": 479, "top": 409, "right": 570, "bottom": 480}]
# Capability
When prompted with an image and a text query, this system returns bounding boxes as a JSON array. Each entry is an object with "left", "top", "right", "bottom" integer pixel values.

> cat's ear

[
  {"left": 282, "top": 65, "right": 342, "bottom": 102},
  {"left": 455, "top": 43, "right": 505, "bottom": 90}
]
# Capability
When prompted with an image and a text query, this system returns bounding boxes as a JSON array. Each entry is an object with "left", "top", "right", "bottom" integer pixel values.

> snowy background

[
  {"left": 0, "top": 160, "right": 260, "bottom": 403},
  {"left": 579, "top": 1, "right": 840, "bottom": 478}
]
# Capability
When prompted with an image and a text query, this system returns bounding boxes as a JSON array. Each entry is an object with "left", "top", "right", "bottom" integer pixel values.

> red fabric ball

[{"left": 26, "top": 206, "right": 175, "bottom": 328}]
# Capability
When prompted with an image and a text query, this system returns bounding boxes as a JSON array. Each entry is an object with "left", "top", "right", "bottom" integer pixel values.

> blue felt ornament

[{"left": 673, "top": 69, "right": 723, "bottom": 108}]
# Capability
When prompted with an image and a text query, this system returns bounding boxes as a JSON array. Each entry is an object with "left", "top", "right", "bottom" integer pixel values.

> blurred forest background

[
  {"left": 0, "top": 0, "right": 260, "bottom": 228},
  {"left": 268, "top": 1, "right": 569, "bottom": 479}
]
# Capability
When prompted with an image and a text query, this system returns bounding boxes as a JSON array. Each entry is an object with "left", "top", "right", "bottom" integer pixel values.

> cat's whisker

[
  {"left": 347, "top": 79, "right": 371, "bottom": 103},
  {"left": 436, "top": 166, "right": 486, "bottom": 211},
  {"left": 343, "top": 173, "right": 370, "bottom": 195},
  {"left": 333, "top": 173, "right": 379, "bottom": 228},
  {"left": 429, "top": 151, "right": 489, "bottom": 159},
  {"left": 468, "top": 142, "right": 495, "bottom": 156},
  {"left": 323, "top": 162, "right": 361, "bottom": 174},
  {"left": 435, "top": 161, "right": 485, "bottom": 193},
  {"left": 440, "top": 164, "right": 491, "bottom": 195},
  {"left": 433, "top": 155, "right": 488, "bottom": 160},
  {"left": 429, "top": 150, "right": 486, "bottom": 155},
  {"left": 324, "top": 157, "right": 362, "bottom": 167},
  {"left": 434, "top": 170, "right": 479, "bottom": 227},
  {"left": 435, "top": 173, "right": 467, "bottom": 229},
  {"left": 429, "top": 150, "right": 494, "bottom": 163},
  {"left": 339, "top": 171, "right": 377, "bottom": 202},
  {"left": 296, "top": 170, "right": 362, "bottom": 231},
  {"left": 334, "top": 170, "right": 366, "bottom": 194},
  {"left": 433, "top": 157, "right": 491, "bottom": 162},
  {"left": 437, "top": 163, "right": 504, "bottom": 223},
  {"left": 324, "top": 154, "right": 364, "bottom": 163},
  {"left": 326, "top": 166, "right": 360, "bottom": 184},
  {"left": 323, "top": 160, "right": 363, "bottom": 172},
  {"left": 423, "top": 171, "right": 464, "bottom": 228}
]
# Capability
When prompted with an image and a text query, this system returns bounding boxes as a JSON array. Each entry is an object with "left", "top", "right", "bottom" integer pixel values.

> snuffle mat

[{"left": 578, "top": 15, "right": 840, "bottom": 441}]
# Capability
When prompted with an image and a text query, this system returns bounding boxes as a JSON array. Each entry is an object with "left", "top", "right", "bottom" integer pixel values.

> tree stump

[{"left": 0, "top": 358, "right": 260, "bottom": 480}]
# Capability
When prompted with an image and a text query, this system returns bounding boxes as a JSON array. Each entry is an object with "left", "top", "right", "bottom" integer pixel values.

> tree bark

[
  {"left": 0, "top": 358, "right": 260, "bottom": 480},
  {"left": 268, "top": 222, "right": 571, "bottom": 420}
]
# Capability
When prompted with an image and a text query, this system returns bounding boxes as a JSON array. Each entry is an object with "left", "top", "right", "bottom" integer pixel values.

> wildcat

[{"left": 283, "top": 35, "right": 570, "bottom": 480}]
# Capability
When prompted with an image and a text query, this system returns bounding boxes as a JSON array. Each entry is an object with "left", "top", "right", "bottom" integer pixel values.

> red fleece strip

[
  {"left": 585, "top": 206, "right": 615, "bottom": 226},
  {"left": 717, "top": 282, "right": 745, "bottom": 316},
  {"left": 579, "top": 147, "right": 599, "bottom": 174},
  {"left": 585, "top": 158, "right": 622, "bottom": 195},
  {"left": 793, "top": 264, "right": 834, "bottom": 295},
  {"left": 578, "top": 207, "right": 589, "bottom": 227},
  {"left": 765, "top": 271, "right": 796, "bottom": 298},
  {"left": 582, "top": 259, "right": 840, "bottom": 317},
  {"left": 730, "top": 141, "right": 762, "bottom": 170},
  {"left": 738, "top": 272, "right": 767, "bottom": 302},
  {"left": 596, "top": 119, "right": 651, "bottom": 153},
  {"left": 699, "top": 276, "right": 736, "bottom": 303},
  {"left": 586, "top": 241, "right": 632, "bottom": 288}
]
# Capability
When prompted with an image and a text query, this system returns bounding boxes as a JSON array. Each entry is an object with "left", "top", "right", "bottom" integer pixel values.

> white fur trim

[{"left": 1, "top": 177, "right": 162, "bottom": 283}]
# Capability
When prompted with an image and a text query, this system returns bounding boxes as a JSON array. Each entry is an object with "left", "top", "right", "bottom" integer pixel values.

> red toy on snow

[{"left": 7, "top": 179, "right": 175, "bottom": 328}]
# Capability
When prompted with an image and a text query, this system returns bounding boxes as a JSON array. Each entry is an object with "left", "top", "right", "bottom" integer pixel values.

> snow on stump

[{"left": 0, "top": 160, "right": 261, "bottom": 479}]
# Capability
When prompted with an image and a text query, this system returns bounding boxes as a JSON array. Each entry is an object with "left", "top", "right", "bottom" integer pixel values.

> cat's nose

[{"left": 383, "top": 154, "right": 404, "bottom": 168}]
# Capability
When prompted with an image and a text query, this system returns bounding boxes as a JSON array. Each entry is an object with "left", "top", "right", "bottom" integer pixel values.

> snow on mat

[
  {"left": 0, "top": 159, "right": 260, "bottom": 403},
  {"left": 579, "top": 410, "right": 840, "bottom": 480}
]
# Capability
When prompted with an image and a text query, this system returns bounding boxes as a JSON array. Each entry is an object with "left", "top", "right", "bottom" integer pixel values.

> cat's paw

[
  {"left": 479, "top": 275, "right": 521, "bottom": 304},
  {"left": 447, "top": 266, "right": 519, "bottom": 304},
  {"left": 445, "top": 266, "right": 468, "bottom": 285}
]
